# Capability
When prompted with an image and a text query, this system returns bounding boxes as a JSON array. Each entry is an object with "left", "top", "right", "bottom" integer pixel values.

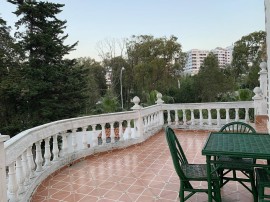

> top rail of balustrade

[
  {"left": 4, "top": 110, "right": 137, "bottom": 166},
  {"left": 160, "top": 101, "right": 254, "bottom": 111}
]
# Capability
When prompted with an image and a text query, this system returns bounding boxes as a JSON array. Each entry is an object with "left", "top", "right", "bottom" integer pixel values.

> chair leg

[
  {"left": 219, "top": 169, "right": 224, "bottom": 187},
  {"left": 213, "top": 180, "right": 221, "bottom": 202},
  {"left": 180, "top": 181, "right": 184, "bottom": 202},
  {"left": 258, "top": 185, "right": 264, "bottom": 202},
  {"left": 250, "top": 171, "right": 258, "bottom": 202}
]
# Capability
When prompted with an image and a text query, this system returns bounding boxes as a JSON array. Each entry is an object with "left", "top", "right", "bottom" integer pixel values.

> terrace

[
  {"left": 1, "top": 1, "right": 270, "bottom": 202},
  {"left": 1, "top": 83, "right": 269, "bottom": 202}
]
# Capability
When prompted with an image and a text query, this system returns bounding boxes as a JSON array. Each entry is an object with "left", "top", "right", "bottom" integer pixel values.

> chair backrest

[
  {"left": 165, "top": 126, "right": 189, "bottom": 181},
  {"left": 219, "top": 121, "right": 256, "bottom": 133}
]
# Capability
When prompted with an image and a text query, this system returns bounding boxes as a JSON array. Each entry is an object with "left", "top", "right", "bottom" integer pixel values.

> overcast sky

[{"left": 0, "top": 0, "right": 265, "bottom": 61}]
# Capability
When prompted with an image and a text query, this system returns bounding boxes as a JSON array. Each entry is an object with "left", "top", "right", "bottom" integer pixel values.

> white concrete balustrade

[{"left": 1, "top": 60, "right": 268, "bottom": 202}]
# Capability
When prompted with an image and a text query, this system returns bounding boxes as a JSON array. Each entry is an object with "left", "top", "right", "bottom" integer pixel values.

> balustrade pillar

[
  {"left": 191, "top": 109, "right": 195, "bottom": 125},
  {"left": 82, "top": 126, "right": 88, "bottom": 149},
  {"left": 217, "top": 109, "right": 221, "bottom": 127},
  {"left": 183, "top": 109, "right": 187, "bottom": 126},
  {"left": 127, "top": 120, "right": 132, "bottom": 139},
  {"left": 1, "top": 135, "right": 9, "bottom": 202},
  {"left": 235, "top": 108, "right": 239, "bottom": 121},
  {"left": 21, "top": 151, "right": 30, "bottom": 186},
  {"left": 71, "top": 130, "right": 77, "bottom": 152},
  {"left": 44, "top": 137, "right": 51, "bottom": 166},
  {"left": 225, "top": 109, "right": 230, "bottom": 124},
  {"left": 8, "top": 162, "right": 18, "bottom": 202},
  {"left": 199, "top": 109, "right": 203, "bottom": 126},
  {"left": 208, "top": 109, "right": 212, "bottom": 126},
  {"left": 52, "top": 134, "right": 59, "bottom": 161},
  {"left": 245, "top": 108, "right": 250, "bottom": 123},
  {"left": 101, "top": 124, "right": 106, "bottom": 144},
  {"left": 27, "top": 146, "right": 35, "bottom": 178},
  {"left": 175, "top": 110, "right": 179, "bottom": 125},
  {"left": 92, "top": 125, "right": 97, "bottom": 147},
  {"left": 16, "top": 156, "right": 25, "bottom": 194},
  {"left": 61, "top": 132, "right": 68, "bottom": 157},
  {"left": 35, "top": 141, "right": 43, "bottom": 172},
  {"left": 119, "top": 122, "right": 124, "bottom": 140},
  {"left": 167, "top": 110, "right": 171, "bottom": 125},
  {"left": 110, "top": 122, "right": 115, "bottom": 143}
]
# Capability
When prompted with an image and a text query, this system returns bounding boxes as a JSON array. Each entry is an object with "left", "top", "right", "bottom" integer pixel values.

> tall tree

[
  {"left": 75, "top": 57, "right": 107, "bottom": 114},
  {"left": 126, "top": 35, "right": 183, "bottom": 100},
  {"left": 197, "top": 53, "right": 234, "bottom": 102},
  {"left": 8, "top": 0, "right": 88, "bottom": 129},
  {"left": 232, "top": 31, "right": 266, "bottom": 82},
  {"left": 0, "top": 16, "right": 25, "bottom": 135}
]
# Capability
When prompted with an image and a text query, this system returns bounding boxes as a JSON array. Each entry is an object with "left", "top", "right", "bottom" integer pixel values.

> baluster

[
  {"left": 101, "top": 124, "right": 106, "bottom": 145},
  {"left": 16, "top": 156, "right": 25, "bottom": 194},
  {"left": 35, "top": 140, "right": 43, "bottom": 172},
  {"left": 82, "top": 126, "right": 88, "bottom": 149},
  {"left": 183, "top": 109, "right": 187, "bottom": 126},
  {"left": 175, "top": 110, "right": 179, "bottom": 125},
  {"left": 235, "top": 108, "right": 239, "bottom": 121},
  {"left": 119, "top": 122, "right": 123, "bottom": 141},
  {"left": 53, "top": 134, "right": 59, "bottom": 161},
  {"left": 44, "top": 137, "right": 51, "bottom": 166},
  {"left": 226, "top": 108, "right": 230, "bottom": 124},
  {"left": 146, "top": 116, "right": 150, "bottom": 130},
  {"left": 217, "top": 109, "right": 221, "bottom": 127},
  {"left": 245, "top": 108, "right": 250, "bottom": 123},
  {"left": 149, "top": 115, "right": 152, "bottom": 129},
  {"left": 92, "top": 125, "right": 97, "bottom": 147},
  {"left": 127, "top": 120, "right": 132, "bottom": 139},
  {"left": 151, "top": 114, "right": 154, "bottom": 129},
  {"left": 208, "top": 109, "right": 212, "bottom": 126},
  {"left": 143, "top": 117, "right": 147, "bottom": 132},
  {"left": 71, "top": 129, "right": 77, "bottom": 152},
  {"left": 199, "top": 109, "right": 203, "bottom": 126},
  {"left": 61, "top": 132, "right": 68, "bottom": 156},
  {"left": 27, "top": 146, "right": 35, "bottom": 178},
  {"left": 167, "top": 110, "right": 171, "bottom": 125},
  {"left": 8, "top": 162, "right": 18, "bottom": 202},
  {"left": 22, "top": 151, "right": 30, "bottom": 186},
  {"left": 110, "top": 122, "right": 115, "bottom": 143},
  {"left": 133, "top": 119, "right": 137, "bottom": 137},
  {"left": 191, "top": 109, "right": 195, "bottom": 125}
]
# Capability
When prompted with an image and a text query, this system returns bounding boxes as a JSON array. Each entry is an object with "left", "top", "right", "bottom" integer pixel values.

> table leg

[{"left": 206, "top": 155, "right": 213, "bottom": 202}]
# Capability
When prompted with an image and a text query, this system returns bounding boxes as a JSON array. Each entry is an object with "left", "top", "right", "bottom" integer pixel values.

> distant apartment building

[{"left": 183, "top": 46, "right": 233, "bottom": 76}]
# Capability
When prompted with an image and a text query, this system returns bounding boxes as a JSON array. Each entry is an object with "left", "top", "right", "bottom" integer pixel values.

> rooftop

[{"left": 31, "top": 127, "right": 268, "bottom": 202}]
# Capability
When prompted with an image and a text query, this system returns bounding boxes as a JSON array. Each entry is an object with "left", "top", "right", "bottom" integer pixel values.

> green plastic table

[{"left": 202, "top": 132, "right": 270, "bottom": 202}]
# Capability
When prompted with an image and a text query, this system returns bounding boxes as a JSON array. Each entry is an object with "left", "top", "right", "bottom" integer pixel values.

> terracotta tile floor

[{"left": 31, "top": 125, "right": 268, "bottom": 202}]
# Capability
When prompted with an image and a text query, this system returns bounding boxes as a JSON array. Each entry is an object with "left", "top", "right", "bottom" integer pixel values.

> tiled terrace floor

[{"left": 31, "top": 123, "right": 268, "bottom": 202}]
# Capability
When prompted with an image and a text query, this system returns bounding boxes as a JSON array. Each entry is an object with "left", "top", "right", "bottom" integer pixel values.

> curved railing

[{"left": 2, "top": 100, "right": 256, "bottom": 202}]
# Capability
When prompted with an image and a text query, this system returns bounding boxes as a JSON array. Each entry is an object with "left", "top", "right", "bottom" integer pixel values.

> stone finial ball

[
  {"left": 260, "top": 62, "right": 267, "bottom": 70},
  {"left": 253, "top": 87, "right": 262, "bottom": 94},
  {"left": 133, "top": 96, "right": 140, "bottom": 103},
  {"left": 156, "top": 93, "right": 162, "bottom": 99}
]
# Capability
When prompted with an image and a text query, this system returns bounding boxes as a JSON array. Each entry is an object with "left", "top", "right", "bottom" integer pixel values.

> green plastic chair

[
  {"left": 217, "top": 121, "right": 257, "bottom": 200},
  {"left": 165, "top": 126, "right": 221, "bottom": 202},
  {"left": 255, "top": 168, "right": 270, "bottom": 202}
]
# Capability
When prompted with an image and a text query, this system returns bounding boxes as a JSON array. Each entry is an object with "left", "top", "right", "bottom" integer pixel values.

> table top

[{"left": 202, "top": 132, "right": 270, "bottom": 159}]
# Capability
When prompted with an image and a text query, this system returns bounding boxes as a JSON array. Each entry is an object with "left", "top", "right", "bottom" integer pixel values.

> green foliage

[
  {"left": 232, "top": 31, "right": 266, "bottom": 85},
  {"left": 75, "top": 57, "right": 107, "bottom": 114},
  {"left": 98, "top": 90, "right": 120, "bottom": 113},
  {"left": 196, "top": 53, "right": 234, "bottom": 102},
  {"left": 126, "top": 35, "right": 182, "bottom": 97},
  {"left": 238, "top": 89, "right": 253, "bottom": 101},
  {"left": 3, "top": 1, "right": 89, "bottom": 135}
]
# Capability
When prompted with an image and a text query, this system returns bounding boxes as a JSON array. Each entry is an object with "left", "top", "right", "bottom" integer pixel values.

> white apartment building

[
  {"left": 183, "top": 46, "right": 233, "bottom": 76},
  {"left": 183, "top": 49, "right": 209, "bottom": 76}
]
